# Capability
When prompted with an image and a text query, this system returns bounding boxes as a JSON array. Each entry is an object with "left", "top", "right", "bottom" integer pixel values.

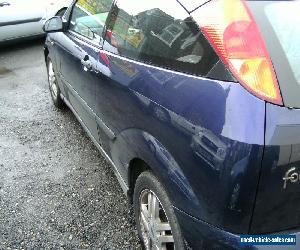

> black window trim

[
  {"left": 68, "top": 30, "right": 103, "bottom": 50},
  {"left": 102, "top": 48, "right": 215, "bottom": 81}
]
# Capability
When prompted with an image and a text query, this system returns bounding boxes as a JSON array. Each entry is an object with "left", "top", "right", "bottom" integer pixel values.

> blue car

[{"left": 43, "top": 0, "right": 300, "bottom": 249}]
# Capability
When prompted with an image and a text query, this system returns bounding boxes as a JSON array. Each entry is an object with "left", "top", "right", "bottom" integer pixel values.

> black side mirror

[{"left": 43, "top": 16, "right": 64, "bottom": 33}]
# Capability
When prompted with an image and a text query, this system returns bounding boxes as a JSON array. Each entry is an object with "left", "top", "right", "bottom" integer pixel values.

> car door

[
  {"left": 0, "top": 0, "right": 45, "bottom": 41},
  {"left": 54, "top": 0, "right": 113, "bottom": 140}
]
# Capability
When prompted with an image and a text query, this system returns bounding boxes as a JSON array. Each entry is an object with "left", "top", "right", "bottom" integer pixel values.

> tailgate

[{"left": 251, "top": 103, "right": 300, "bottom": 233}]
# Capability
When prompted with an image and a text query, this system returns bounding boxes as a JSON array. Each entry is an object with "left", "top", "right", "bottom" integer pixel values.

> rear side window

[
  {"left": 103, "top": 0, "right": 218, "bottom": 76},
  {"left": 69, "top": 0, "right": 113, "bottom": 43}
]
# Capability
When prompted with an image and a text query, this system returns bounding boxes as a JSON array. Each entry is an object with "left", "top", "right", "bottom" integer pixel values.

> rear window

[
  {"left": 247, "top": 0, "right": 300, "bottom": 107},
  {"left": 265, "top": 1, "right": 300, "bottom": 84}
]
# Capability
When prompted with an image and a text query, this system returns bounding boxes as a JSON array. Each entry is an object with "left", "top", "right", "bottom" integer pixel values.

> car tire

[
  {"left": 46, "top": 57, "right": 65, "bottom": 109},
  {"left": 133, "top": 171, "right": 185, "bottom": 250}
]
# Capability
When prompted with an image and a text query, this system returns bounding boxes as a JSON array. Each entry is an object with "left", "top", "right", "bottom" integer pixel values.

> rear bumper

[{"left": 175, "top": 207, "right": 300, "bottom": 250}]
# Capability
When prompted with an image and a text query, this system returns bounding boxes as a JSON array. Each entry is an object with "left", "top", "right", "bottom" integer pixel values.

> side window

[
  {"left": 69, "top": 0, "right": 113, "bottom": 43},
  {"left": 103, "top": 0, "right": 218, "bottom": 76}
]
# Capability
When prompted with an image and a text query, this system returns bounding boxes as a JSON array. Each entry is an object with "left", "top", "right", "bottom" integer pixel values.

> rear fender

[{"left": 110, "top": 128, "right": 200, "bottom": 209}]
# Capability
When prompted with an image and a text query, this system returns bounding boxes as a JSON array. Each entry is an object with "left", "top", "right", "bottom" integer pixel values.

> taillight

[{"left": 192, "top": 0, "right": 283, "bottom": 105}]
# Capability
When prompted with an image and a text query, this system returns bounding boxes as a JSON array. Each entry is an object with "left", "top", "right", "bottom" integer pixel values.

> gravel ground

[{"left": 0, "top": 39, "right": 140, "bottom": 249}]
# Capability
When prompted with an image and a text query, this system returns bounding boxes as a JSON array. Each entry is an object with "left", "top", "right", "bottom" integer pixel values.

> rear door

[
  {"left": 0, "top": 0, "right": 45, "bottom": 41},
  {"left": 54, "top": 0, "right": 113, "bottom": 139}
]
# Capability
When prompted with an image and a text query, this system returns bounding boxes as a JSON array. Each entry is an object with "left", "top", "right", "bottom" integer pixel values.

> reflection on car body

[
  {"left": 151, "top": 22, "right": 184, "bottom": 48},
  {"left": 191, "top": 128, "right": 227, "bottom": 171},
  {"left": 0, "top": 0, "right": 72, "bottom": 43}
]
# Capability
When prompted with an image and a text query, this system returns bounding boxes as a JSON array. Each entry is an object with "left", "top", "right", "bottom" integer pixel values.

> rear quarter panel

[
  {"left": 251, "top": 103, "right": 300, "bottom": 233},
  {"left": 98, "top": 52, "right": 266, "bottom": 234}
]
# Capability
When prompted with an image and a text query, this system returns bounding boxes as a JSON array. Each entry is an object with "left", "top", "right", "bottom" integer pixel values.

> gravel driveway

[{"left": 0, "top": 40, "right": 140, "bottom": 249}]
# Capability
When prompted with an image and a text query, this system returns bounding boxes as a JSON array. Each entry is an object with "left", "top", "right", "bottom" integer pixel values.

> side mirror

[{"left": 43, "top": 16, "right": 63, "bottom": 33}]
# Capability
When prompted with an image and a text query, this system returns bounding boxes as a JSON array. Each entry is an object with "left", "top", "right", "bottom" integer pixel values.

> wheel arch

[
  {"left": 127, "top": 158, "right": 151, "bottom": 201},
  {"left": 111, "top": 128, "right": 199, "bottom": 210}
]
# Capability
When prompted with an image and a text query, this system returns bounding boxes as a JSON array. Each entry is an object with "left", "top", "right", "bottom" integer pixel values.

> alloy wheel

[
  {"left": 139, "top": 189, "right": 175, "bottom": 250},
  {"left": 48, "top": 61, "right": 58, "bottom": 100}
]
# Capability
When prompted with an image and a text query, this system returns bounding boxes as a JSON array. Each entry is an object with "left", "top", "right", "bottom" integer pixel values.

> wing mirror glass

[{"left": 43, "top": 16, "right": 63, "bottom": 33}]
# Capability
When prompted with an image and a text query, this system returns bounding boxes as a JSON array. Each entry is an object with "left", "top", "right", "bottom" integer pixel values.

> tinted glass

[
  {"left": 69, "top": 0, "right": 113, "bottom": 43},
  {"left": 103, "top": 0, "right": 218, "bottom": 76}
]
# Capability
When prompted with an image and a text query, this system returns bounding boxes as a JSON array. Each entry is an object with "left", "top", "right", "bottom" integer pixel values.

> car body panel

[
  {"left": 175, "top": 207, "right": 300, "bottom": 250},
  {"left": 0, "top": 0, "right": 45, "bottom": 41},
  {"left": 251, "top": 103, "right": 300, "bottom": 233},
  {"left": 47, "top": 25, "right": 266, "bottom": 233},
  {"left": 53, "top": 31, "right": 100, "bottom": 139},
  {"left": 0, "top": 0, "right": 72, "bottom": 42}
]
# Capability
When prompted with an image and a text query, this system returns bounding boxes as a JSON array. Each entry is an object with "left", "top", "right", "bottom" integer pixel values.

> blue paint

[{"left": 43, "top": 0, "right": 300, "bottom": 246}]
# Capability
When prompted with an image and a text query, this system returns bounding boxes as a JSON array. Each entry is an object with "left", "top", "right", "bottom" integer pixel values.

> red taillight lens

[{"left": 192, "top": 0, "right": 283, "bottom": 105}]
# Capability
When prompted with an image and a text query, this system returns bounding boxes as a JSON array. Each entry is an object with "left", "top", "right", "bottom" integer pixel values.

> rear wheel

[
  {"left": 46, "top": 57, "right": 64, "bottom": 109},
  {"left": 133, "top": 171, "right": 185, "bottom": 250}
]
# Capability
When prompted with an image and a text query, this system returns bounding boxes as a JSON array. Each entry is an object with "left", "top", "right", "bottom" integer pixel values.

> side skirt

[{"left": 60, "top": 93, "right": 129, "bottom": 195}]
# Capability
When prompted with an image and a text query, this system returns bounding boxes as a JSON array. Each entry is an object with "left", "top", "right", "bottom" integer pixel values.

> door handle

[{"left": 81, "top": 55, "right": 92, "bottom": 71}]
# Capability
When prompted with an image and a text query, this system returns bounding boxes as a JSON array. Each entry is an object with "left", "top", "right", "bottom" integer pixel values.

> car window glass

[
  {"left": 103, "top": 0, "right": 218, "bottom": 76},
  {"left": 69, "top": 0, "right": 113, "bottom": 43},
  {"left": 265, "top": 2, "right": 300, "bottom": 84}
]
